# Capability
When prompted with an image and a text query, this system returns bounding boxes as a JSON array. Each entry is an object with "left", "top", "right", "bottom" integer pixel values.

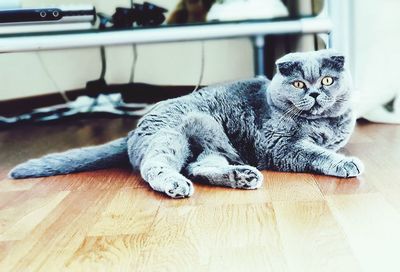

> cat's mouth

[
  {"left": 292, "top": 100, "right": 325, "bottom": 115},
  {"left": 308, "top": 104, "right": 324, "bottom": 115},
  {"left": 293, "top": 99, "right": 318, "bottom": 111}
]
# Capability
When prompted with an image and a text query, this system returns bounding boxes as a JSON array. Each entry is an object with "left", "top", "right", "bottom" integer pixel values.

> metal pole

[{"left": 253, "top": 35, "right": 265, "bottom": 76}]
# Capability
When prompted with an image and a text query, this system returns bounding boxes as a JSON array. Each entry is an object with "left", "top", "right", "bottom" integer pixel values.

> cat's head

[{"left": 268, "top": 49, "right": 353, "bottom": 118}]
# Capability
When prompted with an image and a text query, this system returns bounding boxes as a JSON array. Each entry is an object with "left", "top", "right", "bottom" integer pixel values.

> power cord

[
  {"left": 129, "top": 44, "right": 138, "bottom": 83},
  {"left": 96, "top": 46, "right": 120, "bottom": 107},
  {"left": 100, "top": 46, "right": 107, "bottom": 80},
  {"left": 36, "top": 52, "right": 71, "bottom": 104},
  {"left": 129, "top": 0, "right": 137, "bottom": 83},
  {"left": 193, "top": 41, "right": 205, "bottom": 92}
]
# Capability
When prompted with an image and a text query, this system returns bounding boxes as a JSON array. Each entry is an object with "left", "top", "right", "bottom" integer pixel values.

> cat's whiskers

[
  {"left": 335, "top": 98, "right": 349, "bottom": 103},
  {"left": 294, "top": 98, "right": 315, "bottom": 110},
  {"left": 270, "top": 106, "right": 303, "bottom": 136},
  {"left": 268, "top": 107, "right": 296, "bottom": 134},
  {"left": 277, "top": 106, "right": 298, "bottom": 124},
  {"left": 290, "top": 108, "right": 304, "bottom": 133}
]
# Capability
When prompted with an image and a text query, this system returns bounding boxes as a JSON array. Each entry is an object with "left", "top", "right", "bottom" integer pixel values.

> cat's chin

[{"left": 309, "top": 105, "right": 325, "bottom": 115}]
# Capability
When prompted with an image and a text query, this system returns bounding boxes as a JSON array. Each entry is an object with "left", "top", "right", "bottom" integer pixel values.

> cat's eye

[
  {"left": 292, "top": 81, "right": 305, "bottom": 89},
  {"left": 321, "top": 76, "right": 334, "bottom": 86}
]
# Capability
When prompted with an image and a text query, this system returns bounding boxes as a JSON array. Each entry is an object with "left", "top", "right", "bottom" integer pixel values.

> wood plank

[
  {"left": 208, "top": 246, "right": 287, "bottom": 272},
  {"left": 88, "top": 187, "right": 162, "bottom": 236},
  {"left": 327, "top": 193, "right": 400, "bottom": 272},
  {"left": 313, "top": 175, "right": 376, "bottom": 196},
  {"left": 0, "top": 191, "right": 24, "bottom": 210},
  {"left": 0, "top": 189, "right": 116, "bottom": 271},
  {"left": 162, "top": 182, "right": 271, "bottom": 207},
  {"left": 65, "top": 234, "right": 148, "bottom": 272},
  {"left": 0, "top": 190, "right": 69, "bottom": 242},
  {"left": 345, "top": 141, "right": 400, "bottom": 212},
  {"left": 137, "top": 203, "right": 288, "bottom": 272},
  {"left": 265, "top": 172, "right": 324, "bottom": 202},
  {"left": 273, "top": 200, "right": 361, "bottom": 272},
  {"left": 0, "top": 240, "right": 15, "bottom": 262},
  {"left": 0, "top": 178, "right": 40, "bottom": 193},
  {"left": 30, "top": 168, "right": 145, "bottom": 193}
]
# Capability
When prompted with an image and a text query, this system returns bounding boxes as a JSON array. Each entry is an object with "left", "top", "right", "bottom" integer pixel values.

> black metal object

[{"left": 99, "top": 2, "right": 167, "bottom": 29}]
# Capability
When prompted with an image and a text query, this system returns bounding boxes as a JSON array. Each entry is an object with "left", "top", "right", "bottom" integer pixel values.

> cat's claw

[{"left": 230, "top": 166, "right": 264, "bottom": 189}]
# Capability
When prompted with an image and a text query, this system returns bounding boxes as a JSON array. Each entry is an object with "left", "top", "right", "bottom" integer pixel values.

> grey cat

[{"left": 9, "top": 49, "right": 364, "bottom": 198}]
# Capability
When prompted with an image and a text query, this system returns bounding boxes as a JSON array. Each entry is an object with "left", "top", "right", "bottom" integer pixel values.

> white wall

[
  {"left": 0, "top": 0, "right": 254, "bottom": 100},
  {"left": 351, "top": 0, "right": 400, "bottom": 116}
]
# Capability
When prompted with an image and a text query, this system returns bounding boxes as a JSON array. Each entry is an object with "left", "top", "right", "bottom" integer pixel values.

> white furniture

[{"left": 0, "top": 17, "right": 332, "bottom": 75}]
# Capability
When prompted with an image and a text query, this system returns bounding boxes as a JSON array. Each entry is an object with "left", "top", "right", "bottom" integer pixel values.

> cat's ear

[
  {"left": 276, "top": 61, "right": 302, "bottom": 77},
  {"left": 322, "top": 55, "right": 345, "bottom": 71}
]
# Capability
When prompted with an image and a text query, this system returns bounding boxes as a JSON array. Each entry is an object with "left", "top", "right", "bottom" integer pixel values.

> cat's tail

[{"left": 8, "top": 137, "right": 129, "bottom": 179}]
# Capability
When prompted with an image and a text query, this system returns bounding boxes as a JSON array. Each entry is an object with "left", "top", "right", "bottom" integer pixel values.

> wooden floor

[{"left": 1, "top": 118, "right": 400, "bottom": 272}]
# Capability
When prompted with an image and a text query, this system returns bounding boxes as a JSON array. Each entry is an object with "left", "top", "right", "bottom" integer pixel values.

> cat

[{"left": 9, "top": 49, "right": 364, "bottom": 198}]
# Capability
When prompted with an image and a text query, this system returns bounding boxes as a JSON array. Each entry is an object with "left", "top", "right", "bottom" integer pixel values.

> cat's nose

[{"left": 309, "top": 92, "right": 320, "bottom": 99}]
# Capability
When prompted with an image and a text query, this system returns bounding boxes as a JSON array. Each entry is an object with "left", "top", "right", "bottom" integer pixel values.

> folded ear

[
  {"left": 322, "top": 55, "right": 345, "bottom": 71},
  {"left": 276, "top": 61, "right": 303, "bottom": 77}
]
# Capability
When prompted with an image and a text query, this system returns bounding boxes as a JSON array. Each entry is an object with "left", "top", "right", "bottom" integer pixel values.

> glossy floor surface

[{"left": 0, "top": 119, "right": 400, "bottom": 272}]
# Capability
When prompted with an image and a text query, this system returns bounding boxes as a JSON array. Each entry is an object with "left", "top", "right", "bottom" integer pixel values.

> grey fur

[
  {"left": 9, "top": 49, "right": 364, "bottom": 198},
  {"left": 9, "top": 138, "right": 128, "bottom": 178}
]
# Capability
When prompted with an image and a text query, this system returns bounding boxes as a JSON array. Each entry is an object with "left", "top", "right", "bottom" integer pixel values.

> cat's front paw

[
  {"left": 229, "top": 166, "right": 264, "bottom": 189},
  {"left": 325, "top": 157, "right": 364, "bottom": 178}
]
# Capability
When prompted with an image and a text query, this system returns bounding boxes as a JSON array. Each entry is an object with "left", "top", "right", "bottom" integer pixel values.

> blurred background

[{"left": 0, "top": 0, "right": 400, "bottom": 123}]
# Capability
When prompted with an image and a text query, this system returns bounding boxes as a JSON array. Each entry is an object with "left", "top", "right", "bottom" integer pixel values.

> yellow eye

[
  {"left": 321, "top": 76, "right": 334, "bottom": 86},
  {"left": 292, "top": 81, "right": 305, "bottom": 89}
]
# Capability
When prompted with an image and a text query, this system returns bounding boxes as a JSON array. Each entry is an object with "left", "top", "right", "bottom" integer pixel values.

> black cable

[
  {"left": 129, "top": 45, "right": 138, "bottom": 83},
  {"left": 100, "top": 46, "right": 107, "bottom": 80},
  {"left": 37, "top": 52, "right": 71, "bottom": 103},
  {"left": 193, "top": 41, "right": 205, "bottom": 92}
]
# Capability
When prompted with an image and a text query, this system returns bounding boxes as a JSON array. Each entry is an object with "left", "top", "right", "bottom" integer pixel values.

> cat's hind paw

[
  {"left": 230, "top": 166, "right": 264, "bottom": 189},
  {"left": 164, "top": 177, "right": 194, "bottom": 199}
]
